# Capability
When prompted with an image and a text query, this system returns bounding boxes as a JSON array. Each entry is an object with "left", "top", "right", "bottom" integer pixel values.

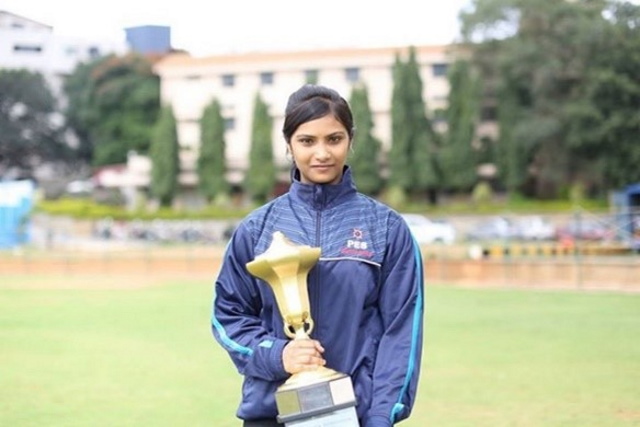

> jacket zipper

[{"left": 312, "top": 188, "right": 322, "bottom": 337}]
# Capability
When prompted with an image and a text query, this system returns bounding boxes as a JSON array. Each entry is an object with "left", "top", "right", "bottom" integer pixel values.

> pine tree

[
  {"left": 404, "top": 46, "right": 439, "bottom": 195},
  {"left": 441, "top": 59, "right": 479, "bottom": 191},
  {"left": 349, "top": 83, "right": 383, "bottom": 195},
  {"left": 197, "top": 98, "right": 229, "bottom": 203},
  {"left": 389, "top": 47, "right": 439, "bottom": 201},
  {"left": 388, "top": 54, "right": 412, "bottom": 193},
  {"left": 150, "top": 105, "right": 180, "bottom": 207},
  {"left": 245, "top": 92, "right": 276, "bottom": 203},
  {"left": 496, "top": 86, "right": 527, "bottom": 194}
]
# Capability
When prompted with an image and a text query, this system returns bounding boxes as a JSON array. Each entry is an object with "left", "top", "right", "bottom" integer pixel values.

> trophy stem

[{"left": 291, "top": 325, "right": 310, "bottom": 340}]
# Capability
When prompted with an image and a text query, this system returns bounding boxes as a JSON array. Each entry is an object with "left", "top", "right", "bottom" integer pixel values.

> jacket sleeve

[
  {"left": 210, "top": 221, "right": 290, "bottom": 382},
  {"left": 363, "top": 216, "right": 424, "bottom": 427}
]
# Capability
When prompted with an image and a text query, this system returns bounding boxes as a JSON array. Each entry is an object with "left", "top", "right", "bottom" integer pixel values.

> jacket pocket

[{"left": 351, "top": 335, "right": 378, "bottom": 415}]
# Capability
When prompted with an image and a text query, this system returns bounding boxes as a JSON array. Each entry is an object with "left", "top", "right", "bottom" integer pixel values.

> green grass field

[{"left": 1, "top": 276, "right": 638, "bottom": 426}]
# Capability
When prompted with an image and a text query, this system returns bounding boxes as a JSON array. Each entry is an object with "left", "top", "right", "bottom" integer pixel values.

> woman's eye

[
  {"left": 329, "top": 135, "right": 343, "bottom": 143},
  {"left": 298, "top": 138, "right": 313, "bottom": 145}
]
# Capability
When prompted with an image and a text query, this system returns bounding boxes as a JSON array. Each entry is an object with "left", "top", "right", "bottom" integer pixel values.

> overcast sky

[{"left": 3, "top": 0, "right": 471, "bottom": 56}]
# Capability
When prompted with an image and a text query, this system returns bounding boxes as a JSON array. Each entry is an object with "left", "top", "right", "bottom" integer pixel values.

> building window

[
  {"left": 432, "top": 63, "right": 449, "bottom": 77},
  {"left": 88, "top": 46, "right": 101, "bottom": 58},
  {"left": 432, "top": 108, "right": 447, "bottom": 123},
  {"left": 305, "top": 69, "right": 319, "bottom": 84},
  {"left": 224, "top": 117, "right": 236, "bottom": 130},
  {"left": 345, "top": 67, "right": 360, "bottom": 83},
  {"left": 222, "top": 74, "right": 235, "bottom": 87},
  {"left": 13, "top": 44, "right": 43, "bottom": 53},
  {"left": 480, "top": 106, "right": 497, "bottom": 122},
  {"left": 260, "top": 72, "right": 274, "bottom": 85}
]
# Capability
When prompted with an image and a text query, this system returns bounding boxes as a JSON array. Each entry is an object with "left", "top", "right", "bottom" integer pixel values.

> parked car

[
  {"left": 401, "top": 213, "right": 456, "bottom": 244},
  {"left": 513, "top": 216, "right": 556, "bottom": 241},
  {"left": 465, "top": 216, "right": 518, "bottom": 241},
  {"left": 556, "top": 218, "right": 615, "bottom": 242}
]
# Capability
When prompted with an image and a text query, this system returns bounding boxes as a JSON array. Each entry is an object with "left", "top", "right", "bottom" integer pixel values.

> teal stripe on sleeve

[
  {"left": 211, "top": 296, "right": 253, "bottom": 357},
  {"left": 210, "top": 236, "right": 253, "bottom": 357},
  {"left": 390, "top": 237, "right": 424, "bottom": 423}
]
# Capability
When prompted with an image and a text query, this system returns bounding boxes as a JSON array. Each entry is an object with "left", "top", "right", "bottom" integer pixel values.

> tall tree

[
  {"left": 64, "top": 53, "right": 160, "bottom": 166},
  {"left": 566, "top": 1, "right": 640, "bottom": 189},
  {"left": 245, "top": 92, "right": 276, "bottom": 203},
  {"left": 0, "top": 69, "right": 67, "bottom": 176},
  {"left": 150, "top": 105, "right": 180, "bottom": 207},
  {"left": 388, "top": 54, "right": 412, "bottom": 194},
  {"left": 404, "top": 47, "right": 440, "bottom": 199},
  {"left": 495, "top": 86, "right": 529, "bottom": 193},
  {"left": 62, "top": 60, "right": 97, "bottom": 163},
  {"left": 389, "top": 48, "right": 441, "bottom": 201},
  {"left": 459, "top": 0, "right": 627, "bottom": 198},
  {"left": 348, "top": 83, "right": 383, "bottom": 195},
  {"left": 440, "top": 59, "right": 480, "bottom": 191},
  {"left": 197, "top": 98, "right": 229, "bottom": 203}
]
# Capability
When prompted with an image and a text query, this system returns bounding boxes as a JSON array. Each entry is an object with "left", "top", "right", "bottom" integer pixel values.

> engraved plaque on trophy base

[{"left": 276, "top": 373, "right": 358, "bottom": 426}]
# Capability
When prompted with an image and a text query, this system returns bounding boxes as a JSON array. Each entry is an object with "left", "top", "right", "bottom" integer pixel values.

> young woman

[{"left": 211, "top": 84, "right": 424, "bottom": 427}]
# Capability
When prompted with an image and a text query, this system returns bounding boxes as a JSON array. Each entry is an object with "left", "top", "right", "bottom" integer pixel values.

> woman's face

[{"left": 288, "top": 114, "right": 350, "bottom": 185}]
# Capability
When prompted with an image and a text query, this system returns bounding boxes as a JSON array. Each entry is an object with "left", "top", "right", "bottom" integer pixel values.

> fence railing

[
  {"left": 1, "top": 211, "right": 638, "bottom": 291},
  {"left": 2, "top": 241, "right": 638, "bottom": 292}
]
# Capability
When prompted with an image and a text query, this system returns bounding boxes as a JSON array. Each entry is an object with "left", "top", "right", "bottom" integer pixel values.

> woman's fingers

[{"left": 282, "top": 339, "right": 326, "bottom": 374}]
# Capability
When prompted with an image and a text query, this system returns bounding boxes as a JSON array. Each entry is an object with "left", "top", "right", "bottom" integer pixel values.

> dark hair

[{"left": 282, "top": 84, "right": 355, "bottom": 144}]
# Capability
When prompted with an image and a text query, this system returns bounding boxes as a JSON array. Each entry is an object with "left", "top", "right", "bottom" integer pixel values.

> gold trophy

[{"left": 246, "top": 231, "right": 358, "bottom": 426}]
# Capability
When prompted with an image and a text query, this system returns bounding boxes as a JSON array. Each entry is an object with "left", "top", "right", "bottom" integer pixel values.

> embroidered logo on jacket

[{"left": 340, "top": 228, "right": 374, "bottom": 257}]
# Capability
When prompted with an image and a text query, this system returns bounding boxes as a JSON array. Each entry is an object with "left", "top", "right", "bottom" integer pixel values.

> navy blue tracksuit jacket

[{"left": 211, "top": 168, "right": 424, "bottom": 426}]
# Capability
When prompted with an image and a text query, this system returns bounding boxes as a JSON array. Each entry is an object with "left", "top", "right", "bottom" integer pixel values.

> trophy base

[
  {"left": 275, "top": 372, "right": 358, "bottom": 426},
  {"left": 285, "top": 406, "right": 358, "bottom": 426}
]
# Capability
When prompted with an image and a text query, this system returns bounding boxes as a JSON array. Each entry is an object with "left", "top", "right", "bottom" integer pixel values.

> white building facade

[
  {"left": 153, "top": 45, "right": 455, "bottom": 185},
  {"left": 0, "top": 10, "right": 127, "bottom": 98}
]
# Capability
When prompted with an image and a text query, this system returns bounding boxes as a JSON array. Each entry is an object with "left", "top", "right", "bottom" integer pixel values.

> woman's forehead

[{"left": 294, "top": 114, "right": 347, "bottom": 134}]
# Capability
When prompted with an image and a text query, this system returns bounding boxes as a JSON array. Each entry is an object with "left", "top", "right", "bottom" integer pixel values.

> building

[
  {"left": 152, "top": 45, "right": 455, "bottom": 186},
  {"left": 0, "top": 10, "right": 128, "bottom": 98},
  {"left": 125, "top": 25, "right": 172, "bottom": 55},
  {"left": 0, "top": 9, "right": 130, "bottom": 187}
]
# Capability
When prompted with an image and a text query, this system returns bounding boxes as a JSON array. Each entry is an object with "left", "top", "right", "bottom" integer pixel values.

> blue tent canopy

[
  {"left": 623, "top": 182, "right": 640, "bottom": 196},
  {"left": 613, "top": 183, "right": 640, "bottom": 250},
  {"left": 0, "top": 180, "right": 35, "bottom": 249}
]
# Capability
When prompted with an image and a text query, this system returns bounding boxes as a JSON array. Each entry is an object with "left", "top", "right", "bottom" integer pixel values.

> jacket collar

[{"left": 289, "top": 166, "right": 357, "bottom": 210}]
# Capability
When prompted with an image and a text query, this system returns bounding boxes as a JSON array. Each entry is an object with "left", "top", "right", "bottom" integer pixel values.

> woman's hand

[{"left": 282, "top": 339, "right": 326, "bottom": 374}]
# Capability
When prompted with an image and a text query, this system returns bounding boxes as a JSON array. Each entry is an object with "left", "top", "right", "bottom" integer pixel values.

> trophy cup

[{"left": 246, "top": 231, "right": 358, "bottom": 426}]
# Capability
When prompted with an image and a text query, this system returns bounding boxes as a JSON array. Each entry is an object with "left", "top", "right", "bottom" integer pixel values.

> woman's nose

[{"left": 314, "top": 144, "right": 330, "bottom": 159}]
